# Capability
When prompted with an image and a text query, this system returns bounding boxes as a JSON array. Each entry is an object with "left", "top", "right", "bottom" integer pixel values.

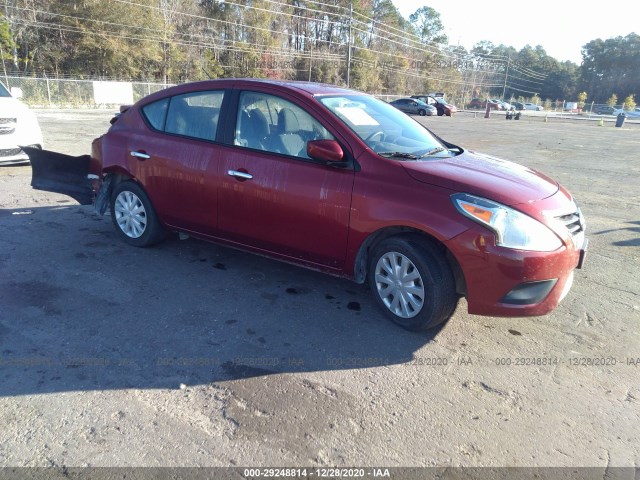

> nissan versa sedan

[{"left": 27, "top": 79, "right": 587, "bottom": 331}]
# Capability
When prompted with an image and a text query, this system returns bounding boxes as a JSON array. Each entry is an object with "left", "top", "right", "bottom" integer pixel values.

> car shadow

[
  {"left": 593, "top": 221, "right": 640, "bottom": 247},
  {"left": 0, "top": 206, "right": 441, "bottom": 397}
]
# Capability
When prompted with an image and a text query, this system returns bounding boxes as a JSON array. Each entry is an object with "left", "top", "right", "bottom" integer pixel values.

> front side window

[
  {"left": 235, "top": 91, "right": 334, "bottom": 158},
  {"left": 319, "top": 95, "right": 449, "bottom": 159}
]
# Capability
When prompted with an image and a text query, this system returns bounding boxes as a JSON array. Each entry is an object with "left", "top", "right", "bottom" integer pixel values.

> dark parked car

[
  {"left": 592, "top": 105, "right": 615, "bottom": 115},
  {"left": 28, "top": 79, "right": 587, "bottom": 331},
  {"left": 513, "top": 102, "right": 525, "bottom": 111},
  {"left": 389, "top": 98, "right": 436, "bottom": 116},
  {"left": 410, "top": 95, "right": 457, "bottom": 116}
]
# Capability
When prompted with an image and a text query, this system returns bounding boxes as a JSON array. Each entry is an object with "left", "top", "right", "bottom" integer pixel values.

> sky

[{"left": 392, "top": 0, "right": 639, "bottom": 64}]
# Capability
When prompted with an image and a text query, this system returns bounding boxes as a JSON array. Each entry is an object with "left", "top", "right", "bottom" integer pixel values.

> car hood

[
  {"left": 0, "top": 96, "right": 30, "bottom": 117},
  {"left": 402, "top": 150, "right": 559, "bottom": 206}
]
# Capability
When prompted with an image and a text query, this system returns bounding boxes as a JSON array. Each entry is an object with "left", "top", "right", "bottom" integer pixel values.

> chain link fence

[
  {"left": 2, "top": 74, "right": 637, "bottom": 118},
  {"left": 1, "top": 74, "right": 173, "bottom": 107}
]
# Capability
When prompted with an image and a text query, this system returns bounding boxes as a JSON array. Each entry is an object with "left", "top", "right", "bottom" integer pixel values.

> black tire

[
  {"left": 368, "top": 236, "right": 458, "bottom": 331},
  {"left": 110, "top": 180, "right": 166, "bottom": 247},
  {"left": 418, "top": 109, "right": 426, "bottom": 116},
  {"left": 437, "top": 109, "right": 444, "bottom": 116}
]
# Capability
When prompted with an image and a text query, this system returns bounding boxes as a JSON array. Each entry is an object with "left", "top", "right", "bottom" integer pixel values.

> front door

[{"left": 217, "top": 90, "right": 354, "bottom": 269}]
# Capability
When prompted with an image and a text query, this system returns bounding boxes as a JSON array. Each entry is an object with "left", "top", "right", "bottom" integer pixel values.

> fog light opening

[{"left": 500, "top": 279, "right": 558, "bottom": 305}]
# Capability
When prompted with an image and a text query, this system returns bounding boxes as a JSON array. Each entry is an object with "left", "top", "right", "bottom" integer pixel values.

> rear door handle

[
  {"left": 130, "top": 150, "right": 151, "bottom": 160},
  {"left": 227, "top": 170, "right": 253, "bottom": 180}
]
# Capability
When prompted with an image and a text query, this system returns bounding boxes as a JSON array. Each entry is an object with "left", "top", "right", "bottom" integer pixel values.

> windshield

[
  {"left": 318, "top": 94, "right": 448, "bottom": 159},
  {"left": 0, "top": 82, "right": 10, "bottom": 97}
]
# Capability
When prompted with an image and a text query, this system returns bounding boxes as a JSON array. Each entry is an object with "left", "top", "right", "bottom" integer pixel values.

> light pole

[
  {"left": 501, "top": 56, "right": 510, "bottom": 99},
  {"left": 346, "top": 1, "right": 352, "bottom": 87}
]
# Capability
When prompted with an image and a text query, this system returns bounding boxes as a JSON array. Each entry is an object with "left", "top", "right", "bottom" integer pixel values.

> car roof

[{"left": 141, "top": 79, "right": 362, "bottom": 104}]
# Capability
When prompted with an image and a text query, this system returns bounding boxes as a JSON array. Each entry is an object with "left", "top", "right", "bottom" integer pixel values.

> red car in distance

[
  {"left": 410, "top": 95, "right": 457, "bottom": 116},
  {"left": 467, "top": 98, "right": 502, "bottom": 110},
  {"left": 29, "top": 79, "right": 587, "bottom": 331}
]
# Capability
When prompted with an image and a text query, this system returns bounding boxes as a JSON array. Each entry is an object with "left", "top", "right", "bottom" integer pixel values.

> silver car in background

[{"left": 389, "top": 98, "right": 437, "bottom": 116}]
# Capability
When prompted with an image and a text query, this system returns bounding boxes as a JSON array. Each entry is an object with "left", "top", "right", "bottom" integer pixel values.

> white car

[
  {"left": 0, "top": 82, "right": 43, "bottom": 165},
  {"left": 613, "top": 107, "right": 640, "bottom": 118},
  {"left": 524, "top": 103, "right": 543, "bottom": 111}
]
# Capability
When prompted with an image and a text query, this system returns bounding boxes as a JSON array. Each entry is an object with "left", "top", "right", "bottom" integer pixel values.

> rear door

[
  {"left": 216, "top": 89, "right": 354, "bottom": 269},
  {"left": 127, "top": 90, "right": 227, "bottom": 234}
]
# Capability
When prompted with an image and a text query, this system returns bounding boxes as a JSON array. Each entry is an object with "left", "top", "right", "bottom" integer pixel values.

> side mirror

[
  {"left": 307, "top": 140, "right": 344, "bottom": 163},
  {"left": 10, "top": 87, "right": 23, "bottom": 99}
]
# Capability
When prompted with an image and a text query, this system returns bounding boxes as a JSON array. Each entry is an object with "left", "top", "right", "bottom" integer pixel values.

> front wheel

[
  {"left": 418, "top": 109, "right": 426, "bottom": 116},
  {"left": 110, "top": 180, "right": 166, "bottom": 247},
  {"left": 368, "top": 237, "right": 458, "bottom": 331}
]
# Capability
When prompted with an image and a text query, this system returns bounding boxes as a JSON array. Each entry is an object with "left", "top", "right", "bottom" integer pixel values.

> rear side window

[
  {"left": 142, "top": 98, "right": 169, "bottom": 130},
  {"left": 141, "top": 91, "right": 225, "bottom": 142},
  {"left": 165, "top": 91, "right": 224, "bottom": 141}
]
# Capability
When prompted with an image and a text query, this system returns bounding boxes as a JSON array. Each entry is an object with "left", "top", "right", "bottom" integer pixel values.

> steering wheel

[{"left": 365, "top": 130, "right": 385, "bottom": 143}]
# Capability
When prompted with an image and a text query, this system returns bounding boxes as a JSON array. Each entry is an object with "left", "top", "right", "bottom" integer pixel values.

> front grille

[
  {"left": 0, "top": 118, "right": 17, "bottom": 134},
  {"left": 557, "top": 212, "right": 583, "bottom": 235},
  {"left": 0, "top": 148, "right": 23, "bottom": 157},
  {"left": 556, "top": 210, "right": 585, "bottom": 247}
]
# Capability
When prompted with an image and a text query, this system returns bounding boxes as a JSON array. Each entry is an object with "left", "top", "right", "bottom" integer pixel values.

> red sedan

[
  {"left": 28, "top": 79, "right": 587, "bottom": 331},
  {"left": 467, "top": 98, "right": 502, "bottom": 110}
]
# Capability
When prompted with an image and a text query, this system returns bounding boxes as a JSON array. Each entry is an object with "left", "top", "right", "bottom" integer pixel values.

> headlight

[{"left": 452, "top": 193, "right": 563, "bottom": 252}]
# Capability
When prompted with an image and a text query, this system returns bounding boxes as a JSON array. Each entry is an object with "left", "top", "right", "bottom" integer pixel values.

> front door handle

[
  {"left": 227, "top": 170, "right": 253, "bottom": 180},
  {"left": 130, "top": 150, "right": 151, "bottom": 160}
]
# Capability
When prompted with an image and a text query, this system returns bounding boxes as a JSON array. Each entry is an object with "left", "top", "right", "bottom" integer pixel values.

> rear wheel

[
  {"left": 368, "top": 236, "right": 458, "bottom": 331},
  {"left": 110, "top": 180, "right": 165, "bottom": 247}
]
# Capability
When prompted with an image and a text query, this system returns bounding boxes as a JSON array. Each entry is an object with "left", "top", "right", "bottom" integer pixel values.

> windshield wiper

[
  {"left": 377, "top": 151, "right": 420, "bottom": 160},
  {"left": 378, "top": 147, "right": 448, "bottom": 160},
  {"left": 418, "top": 147, "right": 447, "bottom": 157}
]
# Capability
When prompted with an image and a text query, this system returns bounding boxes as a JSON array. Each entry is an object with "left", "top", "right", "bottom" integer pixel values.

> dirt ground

[{"left": 0, "top": 110, "right": 638, "bottom": 473}]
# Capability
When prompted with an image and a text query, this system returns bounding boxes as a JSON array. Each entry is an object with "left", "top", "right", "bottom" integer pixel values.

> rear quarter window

[{"left": 141, "top": 98, "right": 169, "bottom": 131}]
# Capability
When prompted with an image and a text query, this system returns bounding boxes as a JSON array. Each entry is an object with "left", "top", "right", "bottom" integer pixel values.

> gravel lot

[{"left": 0, "top": 110, "right": 639, "bottom": 472}]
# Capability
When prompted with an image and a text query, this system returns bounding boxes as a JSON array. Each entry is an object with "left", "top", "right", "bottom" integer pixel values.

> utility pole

[
  {"left": 501, "top": 56, "right": 510, "bottom": 99},
  {"left": 308, "top": 37, "right": 313, "bottom": 82},
  {"left": 346, "top": 1, "right": 352, "bottom": 87}
]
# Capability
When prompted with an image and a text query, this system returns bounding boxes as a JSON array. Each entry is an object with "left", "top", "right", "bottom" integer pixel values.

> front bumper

[
  {"left": 0, "top": 146, "right": 34, "bottom": 165},
  {"left": 445, "top": 227, "right": 587, "bottom": 317}
]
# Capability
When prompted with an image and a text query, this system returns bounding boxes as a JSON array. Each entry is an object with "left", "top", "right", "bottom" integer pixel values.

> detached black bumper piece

[{"left": 24, "top": 146, "right": 93, "bottom": 205}]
